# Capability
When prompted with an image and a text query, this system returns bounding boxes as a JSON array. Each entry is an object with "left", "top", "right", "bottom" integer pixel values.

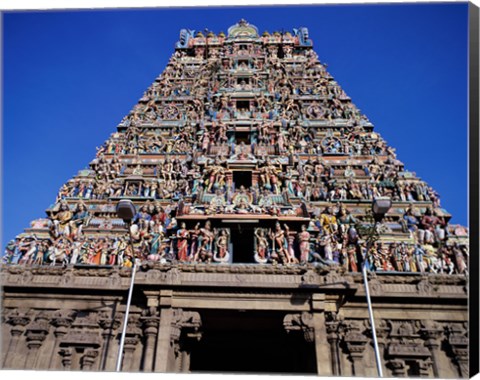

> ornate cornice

[{"left": 0, "top": 264, "right": 468, "bottom": 301}]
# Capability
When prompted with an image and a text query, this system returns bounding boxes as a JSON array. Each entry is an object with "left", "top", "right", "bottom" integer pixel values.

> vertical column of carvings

[
  {"left": 59, "top": 348, "right": 73, "bottom": 370},
  {"left": 24, "top": 311, "right": 51, "bottom": 369},
  {"left": 98, "top": 311, "right": 121, "bottom": 371},
  {"left": 384, "top": 320, "right": 433, "bottom": 377},
  {"left": 389, "top": 359, "right": 407, "bottom": 377},
  {"left": 80, "top": 348, "right": 100, "bottom": 370},
  {"left": 446, "top": 323, "right": 469, "bottom": 378},
  {"left": 155, "top": 290, "right": 174, "bottom": 372},
  {"left": 362, "top": 318, "right": 389, "bottom": 376},
  {"left": 121, "top": 314, "right": 142, "bottom": 372},
  {"left": 170, "top": 308, "right": 202, "bottom": 373},
  {"left": 325, "top": 312, "right": 341, "bottom": 376},
  {"left": 140, "top": 307, "right": 160, "bottom": 372},
  {"left": 341, "top": 320, "right": 368, "bottom": 377},
  {"left": 419, "top": 320, "right": 443, "bottom": 378},
  {"left": 49, "top": 310, "right": 75, "bottom": 369},
  {"left": 418, "top": 360, "right": 432, "bottom": 378},
  {"left": 2, "top": 309, "right": 31, "bottom": 369},
  {"left": 373, "top": 319, "right": 390, "bottom": 376}
]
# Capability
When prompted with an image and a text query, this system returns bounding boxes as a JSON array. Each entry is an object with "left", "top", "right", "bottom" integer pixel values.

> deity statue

[
  {"left": 69, "top": 202, "right": 90, "bottom": 238},
  {"left": 413, "top": 244, "right": 426, "bottom": 273},
  {"left": 188, "top": 223, "right": 201, "bottom": 261},
  {"left": 148, "top": 221, "right": 166, "bottom": 259},
  {"left": 318, "top": 207, "right": 337, "bottom": 235},
  {"left": 214, "top": 229, "right": 230, "bottom": 262},
  {"left": 204, "top": 157, "right": 227, "bottom": 192},
  {"left": 176, "top": 222, "right": 190, "bottom": 261},
  {"left": 254, "top": 228, "right": 269, "bottom": 263},
  {"left": 269, "top": 222, "right": 290, "bottom": 264},
  {"left": 230, "top": 186, "right": 255, "bottom": 214},
  {"left": 317, "top": 232, "right": 334, "bottom": 262},
  {"left": 259, "top": 158, "right": 280, "bottom": 193},
  {"left": 298, "top": 224, "right": 311, "bottom": 263},
  {"left": 193, "top": 221, "right": 214, "bottom": 262},
  {"left": 283, "top": 224, "right": 299, "bottom": 264},
  {"left": 452, "top": 243, "right": 467, "bottom": 274},
  {"left": 403, "top": 206, "right": 419, "bottom": 237},
  {"left": 51, "top": 201, "right": 73, "bottom": 238},
  {"left": 161, "top": 157, "right": 174, "bottom": 181},
  {"left": 207, "top": 189, "right": 226, "bottom": 214}
]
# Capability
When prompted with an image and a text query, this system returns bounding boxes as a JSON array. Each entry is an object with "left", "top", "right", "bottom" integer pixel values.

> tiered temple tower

[{"left": 1, "top": 20, "right": 469, "bottom": 377}]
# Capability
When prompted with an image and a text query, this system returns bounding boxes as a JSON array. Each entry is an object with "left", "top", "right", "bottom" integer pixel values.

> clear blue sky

[{"left": 2, "top": 3, "right": 469, "bottom": 249}]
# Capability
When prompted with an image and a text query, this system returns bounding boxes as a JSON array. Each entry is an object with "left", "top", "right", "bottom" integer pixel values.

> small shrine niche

[{"left": 232, "top": 170, "right": 252, "bottom": 189}]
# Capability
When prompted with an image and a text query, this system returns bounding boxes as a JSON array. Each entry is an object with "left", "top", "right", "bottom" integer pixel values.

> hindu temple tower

[{"left": 1, "top": 20, "right": 470, "bottom": 377}]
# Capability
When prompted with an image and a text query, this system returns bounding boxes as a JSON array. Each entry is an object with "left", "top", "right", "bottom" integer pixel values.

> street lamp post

[
  {"left": 363, "top": 197, "right": 392, "bottom": 378},
  {"left": 115, "top": 199, "right": 137, "bottom": 372}
]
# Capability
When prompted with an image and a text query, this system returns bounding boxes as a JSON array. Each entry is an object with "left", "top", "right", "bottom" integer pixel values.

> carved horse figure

[{"left": 48, "top": 246, "right": 70, "bottom": 266}]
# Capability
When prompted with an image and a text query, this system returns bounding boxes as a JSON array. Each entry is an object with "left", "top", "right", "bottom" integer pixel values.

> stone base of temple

[{"left": 0, "top": 263, "right": 468, "bottom": 377}]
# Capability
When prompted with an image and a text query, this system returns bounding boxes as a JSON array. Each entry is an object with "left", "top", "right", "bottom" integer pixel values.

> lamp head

[
  {"left": 116, "top": 199, "right": 136, "bottom": 223},
  {"left": 372, "top": 197, "right": 392, "bottom": 223}
]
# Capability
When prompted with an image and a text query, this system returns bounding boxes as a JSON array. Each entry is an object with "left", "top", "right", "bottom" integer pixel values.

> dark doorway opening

[
  {"left": 236, "top": 79, "right": 250, "bottom": 86},
  {"left": 189, "top": 310, "right": 317, "bottom": 374},
  {"left": 230, "top": 223, "right": 255, "bottom": 263},
  {"left": 233, "top": 171, "right": 252, "bottom": 189},
  {"left": 234, "top": 131, "right": 250, "bottom": 144}
]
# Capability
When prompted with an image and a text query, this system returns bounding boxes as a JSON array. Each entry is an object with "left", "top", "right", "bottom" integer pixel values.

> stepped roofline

[{"left": 175, "top": 20, "right": 313, "bottom": 49}]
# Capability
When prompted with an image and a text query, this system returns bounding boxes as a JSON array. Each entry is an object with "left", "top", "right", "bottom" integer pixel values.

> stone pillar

[
  {"left": 81, "top": 349, "right": 99, "bottom": 370},
  {"left": 448, "top": 325, "right": 469, "bottom": 378},
  {"left": 169, "top": 309, "right": 202, "bottom": 373},
  {"left": 24, "top": 311, "right": 50, "bottom": 369},
  {"left": 342, "top": 320, "right": 368, "bottom": 377},
  {"left": 59, "top": 348, "right": 73, "bottom": 370},
  {"left": 3, "top": 310, "right": 30, "bottom": 369},
  {"left": 312, "top": 312, "right": 332, "bottom": 376},
  {"left": 49, "top": 310, "right": 75, "bottom": 369},
  {"left": 120, "top": 315, "right": 142, "bottom": 372},
  {"left": 373, "top": 319, "right": 389, "bottom": 376},
  {"left": 312, "top": 293, "right": 332, "bottom": 376},
  {"left": 389, "top": 359, "right": 407, "bottom": 377},
  {"left": 170, "top": 317, "right": 183, "bottom": 372},
  {"left": 420, "top": 321, "right": 443, "bottom": 378},
  {"left": 325, "top": 312, "right": 340, "bottom": 376},
  {"left": 123, "top": 335, "right": 140, "bottom": 371},
  {"left": 179, "top": 348, "right": 191, "bottom": 373},
  {"left": 154, "top": 290, "right": 174, "bottom": 372},
  {"left": 418, "top": 359, "right": 432, "bottom": 377},
  {"left": 98, "top": 312, "right": 121, "bottom": 371},
  {"left": 284, "top": 298, "right": 331, "bottom": 376},
  {"left": 141, "top": 313, "right": 159, "bottom": 372},
  {"left": 346, "top": 342, "right": 367, "bottom": 376}
]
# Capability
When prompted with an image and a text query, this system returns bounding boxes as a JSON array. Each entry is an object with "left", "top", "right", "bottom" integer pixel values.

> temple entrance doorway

[
  {"left": 229, "top": 222, "right": 256, "bottom": 263},
  {"left": 189, "top": 310, "right": 317, "bottom": 374}
]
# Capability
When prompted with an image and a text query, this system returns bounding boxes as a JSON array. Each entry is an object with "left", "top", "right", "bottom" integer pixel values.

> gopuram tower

[{"left": 1, "top": 20, "right": 469, "bottom": 377}]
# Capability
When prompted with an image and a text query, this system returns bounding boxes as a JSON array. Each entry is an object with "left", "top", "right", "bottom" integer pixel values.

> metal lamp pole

[
  {"left": 362, "top": 197, "right": 391, "bottom": 378},
  {"left": 116, "top": 260, "right": 137, "bottom": 372},
  {"left": 115, "top": 200, "right": 137, "bottom": 372},
  {"left": 362, "top": 221, "right": 383, "bottom": 378}
]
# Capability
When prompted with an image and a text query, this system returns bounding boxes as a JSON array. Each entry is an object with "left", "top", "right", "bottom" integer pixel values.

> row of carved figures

[
  {"left": 3, "top": 214, "right": 468, "bottom": 274},
  {"left": 102, "top": 123, "right": 388, "bottom": 158}
]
